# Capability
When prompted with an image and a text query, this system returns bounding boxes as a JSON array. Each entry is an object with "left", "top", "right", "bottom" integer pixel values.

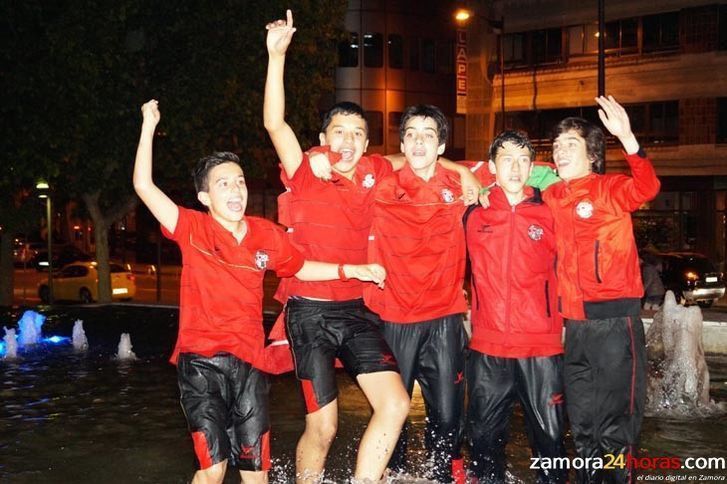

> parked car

[
  {"left": 37, "top": 262, "right": 136, "bottom": 303},
  {"left": 31, "top": 245, "right": 93, "bottom": 272},
  {"left": 659, "top": 252, "right": 725, "bottom": 308}
]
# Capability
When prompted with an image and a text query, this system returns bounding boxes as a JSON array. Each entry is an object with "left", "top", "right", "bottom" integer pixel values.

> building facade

[{"left": 463, "top": 0, "right": 727, "bottom": 264}]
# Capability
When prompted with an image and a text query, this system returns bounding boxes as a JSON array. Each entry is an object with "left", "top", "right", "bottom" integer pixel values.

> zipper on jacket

[
  {"left": 504, "top": 205, "right": 515, "bottom": 345},
  {"left": 544, "top": 280, "right": 551, "bottom": 317},
  {"left": 594, "top": 240, "right": 602, "bottom": 283}
]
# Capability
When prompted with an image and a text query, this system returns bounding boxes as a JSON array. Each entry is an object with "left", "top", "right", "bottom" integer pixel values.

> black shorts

[
  {"left": 177, "top": 353, "right": 270, "bottom": 472},
  {"left": 285, "top": 297, "right": 399, "bottom": 413}
]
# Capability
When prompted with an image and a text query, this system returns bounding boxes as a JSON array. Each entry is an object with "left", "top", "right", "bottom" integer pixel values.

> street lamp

[{"left": 36, "top": 180, "right": 53, "bottom": 304}]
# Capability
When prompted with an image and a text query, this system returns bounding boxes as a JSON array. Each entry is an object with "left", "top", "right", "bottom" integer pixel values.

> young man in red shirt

[
  {"left": 544, "top": 96, "right": 660, "bottom": 484},
  {"left": 464, "top": 130, "right": 566, "bottom": 484},
  {"left": 133, "top": 100, "right": 386, "bottom": 484},
  {"left": 365, "top": 104, "right": 472, "bottom": 483},
  {"left": 263, "top": 12, "right": 480, "bottom": 483}
]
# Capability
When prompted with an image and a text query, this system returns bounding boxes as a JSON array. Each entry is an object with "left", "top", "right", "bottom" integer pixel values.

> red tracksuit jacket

[
  {"left": 465, "top": 186, "right": 563, "bottom": 358},
  {"left": 542, "top": 150, "right": 660, "bottom": 320}
]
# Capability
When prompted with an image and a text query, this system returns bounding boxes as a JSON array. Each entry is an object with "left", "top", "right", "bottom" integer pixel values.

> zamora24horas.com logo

[{"left": 530, "top": 454, "right": 726, "bottom": 473}]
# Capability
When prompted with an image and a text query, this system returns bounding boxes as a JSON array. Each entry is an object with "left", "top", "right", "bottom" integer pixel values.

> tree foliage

[{"left": 3, "top": 0, "right": 346, "bottom": 303}]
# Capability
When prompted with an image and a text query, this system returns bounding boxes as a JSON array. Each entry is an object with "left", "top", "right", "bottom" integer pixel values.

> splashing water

[
  {"left": 72, "top": 320, "right": 88, "bottom": 351},
  {"left": 115, "top": 333, "right": 137, "bottom": 360},
  {"left": 18, "top": 310, "right": 45, "bottom": 346},
  {"left": 646, "top": 291, "right": 725, "bottom": 417},
  {"left": 2, "top": 327, "right": 18, "bottom": 359}
]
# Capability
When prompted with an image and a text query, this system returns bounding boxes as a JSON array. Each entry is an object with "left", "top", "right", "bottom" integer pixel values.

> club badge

[
  {"left": 362, "top": 173, "right": 375, "bottom": 189},
  {"left": 576, "top": 200, "right": 594, "bottom": 219},
  {"left": 254, "top": 250, "right": 269, "bottom": 270},
  {"left": 528, "top": 224, "right": 544, "bottom": 241},
  {"left": 441, "top": 189, "right": 455, "bottom": 203}
]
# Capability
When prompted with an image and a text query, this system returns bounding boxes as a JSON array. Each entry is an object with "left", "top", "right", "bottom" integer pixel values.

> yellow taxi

[{"left": 38, "top": 262, "right": 137, "bottom": 303}]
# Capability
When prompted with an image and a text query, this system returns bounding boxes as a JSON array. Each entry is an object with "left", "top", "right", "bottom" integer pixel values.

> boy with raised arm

[
  {"left": 544, "top": 96, "right": 660, "bottom": 483},
  {"left": 133, "top": 100, "right": 386, "bottom": 484}
]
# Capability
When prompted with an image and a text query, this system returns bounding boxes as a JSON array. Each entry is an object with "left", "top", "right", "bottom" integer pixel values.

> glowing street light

[
  {"left": 454, "top": 9, "right": 472, "bottom": 23},
  {"left": 36, "top": 180, "right": 53, "bottom": 304}
]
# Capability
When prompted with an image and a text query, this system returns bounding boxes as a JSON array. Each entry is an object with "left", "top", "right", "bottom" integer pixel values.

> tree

[{"left": 4, "top": 0, "right": 347, "bottom": 303}]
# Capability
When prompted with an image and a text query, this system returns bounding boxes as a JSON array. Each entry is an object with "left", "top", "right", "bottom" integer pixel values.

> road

[{"left": 12, "top": 267, "right": 284, "bottom": 313}]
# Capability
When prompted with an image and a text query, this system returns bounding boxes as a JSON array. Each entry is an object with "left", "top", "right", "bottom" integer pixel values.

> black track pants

[
  {"left": 564, "top": 316, "right": 646, "bottom": 484},
  {"left": 466, "top": 351, "right": 567, "bottom": 484}
]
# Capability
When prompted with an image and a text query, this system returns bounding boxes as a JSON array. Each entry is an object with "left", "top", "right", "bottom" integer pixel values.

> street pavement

[{"left": 13, "top": 264, "right": 727, "bottom": 323}]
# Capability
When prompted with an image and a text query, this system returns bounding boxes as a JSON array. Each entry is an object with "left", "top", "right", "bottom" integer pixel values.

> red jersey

[
  {"left": 364, "top": 163, "right": 468, "bottom": 323},
  {"left": 275, "top": 150, "right": 393, "bottom": 302},
  {"left": 465, "top": 186, "right": 563, "bottom": 358},
  {"left": 543, "top": 150, "right": 660, "bottom": 320},
  {"left": 163, "top": 207, "right": 304, "bottom": 369}
]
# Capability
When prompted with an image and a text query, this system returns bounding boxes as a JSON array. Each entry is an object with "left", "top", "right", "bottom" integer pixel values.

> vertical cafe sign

[{"left": 456, "top": 29, "right": 467, "bottom": 114}]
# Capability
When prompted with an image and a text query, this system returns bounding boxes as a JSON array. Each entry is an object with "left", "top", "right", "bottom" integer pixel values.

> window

[
  {"left": 532, "top": 28, "right": 562, "bottom": 64},
  {"left": 643, "top": 12, "right": 679, "bottom": 52},
  {"left": 568, "top": 24, "right": 599, "bottom": 56},
  {"left": 338, "top": 32, "right": 359, "bottom": 67},
  {"left": 627, "top": 101, "right": 679, "bottom": 145},
  {"left": 388, "top": 111, "right": 403, "bottom": 152},
  {"left": 437, "top": 40, "right": 453, "bottom": 74},
  {"left": 365, "top": 111, "right": 384, "bottom": 146},
  {"left": 604, "top": 18, "right": 638, "bottom": 55},
  {"left": 720, "top": 5, "right": 727, "bottom": 50},
  {"left": 388, "top": 34, "right": 403, "bottom": 68},
  {"left": 502, "top": 33, "right": 525, "bottom": 64},
  {"left": 718, "top": 98, "right": 727, "bottom": 143},
  {"left": 364, "top": 33, "right": 383, "bottom": 68},
  {"left": 422, "top": 38, "right": 435, "bottom": 73},
  {"left": 409, "top": 36, "right": 419, "bottom": 70}
]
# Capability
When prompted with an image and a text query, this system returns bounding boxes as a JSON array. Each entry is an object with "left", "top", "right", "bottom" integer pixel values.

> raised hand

[
  {"left": 266, "top": 9, "right": 296, "bottom": 57},
  {"left": 596, "top": 95, "right": 639, "bottom": 153},
  {"left": 141, "top": 99, "right": 160, "bottom": 129}
]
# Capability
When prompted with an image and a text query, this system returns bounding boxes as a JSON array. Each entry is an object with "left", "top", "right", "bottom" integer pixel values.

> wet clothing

[
  {"left": 378, "top": 314, "right": 467, "bottom": 483},
  {"left": 275, "top": 148, "right": 392, "bottom": 302},
  {"left": 284, "top": 297, "right": 399, "bottom": 413},
  {"left": 464, "top": 186, "right": 563, "bottom": 358},
  {"left": 466, "top": 351, "right": 567, "bottom": 484},
  {"left": 543, "top": 150, "right": 658, "bottom": 484},
  {"left": 178, "top": 352, "right": 271, "bottom": 471},
  {"left": 542, "top": 150, "right": 660, "bottom": 321},
  {"left": 364, "top": 163, "right": 468, "bottom": 323},
  {"left": 162, "top": 207, "right": 304, "bottom": 370},
  {"left": 565, "top": 316, "right": 646, "bottom": 484}
]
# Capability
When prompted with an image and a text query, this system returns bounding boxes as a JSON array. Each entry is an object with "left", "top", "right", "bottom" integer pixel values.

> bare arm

[
  {"left": 263, "top": 10, "right": 304, "bottom": 179},
  {"left": 132, "top": 100, "right": 178, "bottom": 234},
  {"left": 295, "top": 261, "right": 386, "bottom": 288}
]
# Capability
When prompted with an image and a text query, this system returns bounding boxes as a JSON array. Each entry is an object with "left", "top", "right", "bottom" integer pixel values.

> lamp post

[{"left": 36, "top": 180, "right": 53, "bottom": 304}]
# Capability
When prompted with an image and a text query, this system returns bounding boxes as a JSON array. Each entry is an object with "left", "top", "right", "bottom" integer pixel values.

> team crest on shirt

[
  {"left": 575, "top": 200, "right": 594, "bottom": 219},
  {"left": 528, "top": 224, "right": 544, "bottom": 241},
  {"left": 362, "top": 173, "right": 375, "bottom": 189},
  {"left": 441, "top": 189, "right": 455, "bottom": 203},
  {"left": 254, "top": 250, "right": 269, "bottom": 270}
]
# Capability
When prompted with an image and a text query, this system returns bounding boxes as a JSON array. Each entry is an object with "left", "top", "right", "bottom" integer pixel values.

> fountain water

[
  {"left": 17, "top": 310, "right": 45, "bottom": 346},
  {"left": 72, "top": 319, "right": 88, "bottom": 351},
  {"left": 115, "top": 333, "right": 137, "bottom": 360},
  {"left": 2, "top": 327, "right": 18, "bottom": 359},
  {"left": 646, "top": 291, "right": 725, "bottom": 416}
]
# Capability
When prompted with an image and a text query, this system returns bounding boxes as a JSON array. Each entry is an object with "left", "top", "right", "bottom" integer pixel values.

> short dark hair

[
  {"left": 552, "top": 117, "right": 605, "bottom": 174},
  {"left": 399, "top": 104, "right": 449, "bottom": 146},
  {"left": 489, "top": 130, "right": 536, "bottom": 161},
  {"left": 193, "top": 152, "right": 242, "bottom": 192},
  {"left": 320, "top": 102, "right": 368, "bottom": 134}
]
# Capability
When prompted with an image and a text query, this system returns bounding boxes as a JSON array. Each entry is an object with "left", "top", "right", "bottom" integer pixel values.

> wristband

[
  {"left": 338, "top": 264, "right": 349, "bottom": 282},
  {"left": 478, "top": 187, "right": 491, "bottom": 196}
]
